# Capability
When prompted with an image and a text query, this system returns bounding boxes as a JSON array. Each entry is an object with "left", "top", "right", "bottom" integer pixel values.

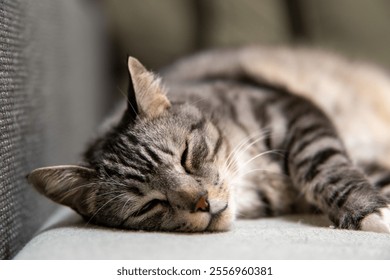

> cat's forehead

[
  {"left": 169, "top": 102, "right": 204, "bottom": 122},
  {"left": 90, "top": 102, "right": 216, "bottom": 173},
  {"left": 133, "top": 103, "right": 204, "bottom": 134}
]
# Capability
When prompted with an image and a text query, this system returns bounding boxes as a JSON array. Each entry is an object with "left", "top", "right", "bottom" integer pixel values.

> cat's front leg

[{"left": 280, "top": 94, "right": 390, "bottom": 233}]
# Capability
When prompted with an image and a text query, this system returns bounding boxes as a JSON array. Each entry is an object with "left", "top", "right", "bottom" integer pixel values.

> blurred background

[
  {"left": 104, "top": 0, "right": 390, "bottom": 94},
  {"left": 1, "top": 0, "right": 390, "bottom": 259}
]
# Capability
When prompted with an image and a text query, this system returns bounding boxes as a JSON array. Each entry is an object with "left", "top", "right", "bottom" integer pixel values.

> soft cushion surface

[{"left": 15, "top": 207, "right": 390, "bottom": 259}]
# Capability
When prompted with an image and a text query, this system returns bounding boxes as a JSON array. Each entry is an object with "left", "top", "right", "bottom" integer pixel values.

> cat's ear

[
  {"left": 27, "top": 165, "right": 97, "bottom": 215},
  {"left": 126, "top": 56, "right": 171, "bottom": 120}
]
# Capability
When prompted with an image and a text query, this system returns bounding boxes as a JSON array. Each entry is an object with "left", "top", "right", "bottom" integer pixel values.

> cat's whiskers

[
  {"left": 228, "top": 149, "right": 285, "bottom": 180},
  {"left": 120, "top": 197, "right": 133, "bottom": 217},
  {"left": 230, "top": 168, "right": 289, "bottom": 184},
  {"left": 189, "top": 96, "right": 210, "bottom": 106},
  {"left": 86, "top": 193, "right": 128, "bottom": 225},
  {"left": 219, "top": 131, "right": 264, "bottom": 179},
  {"left": 101, "top": 173, "right": 127, "bottom": 187},
  {"left": 225, "top": 136, "right": 269, "bottom": 172},
  {"left": 241, "top": 150, "right": 284, "bottom": 167},
  {"left": 220, "top": 141, "right": 263, "bottom": 185},
  {"left": 89, "top": 190, "right": 124, "bottom": 199},
  {"left": 99, "top": 168, "right": 129, "bottom": 188},
  {"left": 224, "top": 128, "right": 272, "bottom": 171},
  {"left": 219, "top": 130, "right": 271, "bottom": 183},
  {"left": 223, "top": 129, "right": 269, "bottom": 170}
]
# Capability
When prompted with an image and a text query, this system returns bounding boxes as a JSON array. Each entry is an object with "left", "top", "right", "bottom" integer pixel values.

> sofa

[{"left": 2, "top": 0, "right": 390, "bottom": 260}]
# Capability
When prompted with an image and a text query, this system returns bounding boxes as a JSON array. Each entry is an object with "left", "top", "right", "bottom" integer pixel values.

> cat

[{"left": 28, "top": 46, "right": 390, "bottom": 233}]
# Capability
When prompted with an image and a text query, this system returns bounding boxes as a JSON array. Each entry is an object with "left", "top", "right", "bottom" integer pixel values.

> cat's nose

[
  {"left": 194, "top": 194, "right": 210, "bottom": 212},
  {"left": 167, "top": 188, "right": 209, "bottom": 212}
]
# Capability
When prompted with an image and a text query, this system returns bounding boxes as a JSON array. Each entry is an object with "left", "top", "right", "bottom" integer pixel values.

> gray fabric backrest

[{"left": 0, "top": 0, "right": 107, "bottom": 259}]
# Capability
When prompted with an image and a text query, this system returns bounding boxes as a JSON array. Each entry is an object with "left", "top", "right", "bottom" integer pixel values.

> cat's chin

[
  {"left": 164, "top": 205, "right": 234, "bottom": 233},
  {"left": 205, "top": 208, "right": 235, "bottom": 232}
]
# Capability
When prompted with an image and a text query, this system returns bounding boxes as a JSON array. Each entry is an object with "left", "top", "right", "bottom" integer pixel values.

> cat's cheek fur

[{"left": 360, "top": 205, "right": 390, "bottom": 233}]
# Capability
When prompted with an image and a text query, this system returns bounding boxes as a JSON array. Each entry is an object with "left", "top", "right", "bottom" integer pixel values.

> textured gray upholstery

[
  {"left": 0, "top": 0, "right": 107, "bottom": 259},
  {"left": 0, "top": 0, "right": 44, "bottom": 260}
]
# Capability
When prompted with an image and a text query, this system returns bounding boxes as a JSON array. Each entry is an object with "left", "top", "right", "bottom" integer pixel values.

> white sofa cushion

[{"left": 14, "top": 207, "right": 390, "bottom": 259}]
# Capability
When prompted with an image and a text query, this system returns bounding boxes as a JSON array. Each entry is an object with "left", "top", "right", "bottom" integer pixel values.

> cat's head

[{"left": 28, "top": 57, "right": 235, "bottom": 232}]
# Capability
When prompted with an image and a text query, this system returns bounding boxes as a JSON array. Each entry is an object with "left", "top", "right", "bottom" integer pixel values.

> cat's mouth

[
  {"left": 211, "top": 202, "right": 228, "bottom": 216},
  {"left": 205, "top": 203, "right": 231, "bottom": 231}
]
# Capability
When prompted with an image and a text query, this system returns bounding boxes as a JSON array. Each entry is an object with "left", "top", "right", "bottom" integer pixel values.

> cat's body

[
  {"left": 163, "top": 46, "right": 390, "bottom": 167},
  {"left": 28, "top": 46, "right": 390, "bottom": 233}
]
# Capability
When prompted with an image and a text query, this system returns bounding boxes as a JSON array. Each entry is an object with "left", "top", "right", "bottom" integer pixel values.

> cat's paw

[{"left": 360, "top": 205, "right": 390, "bottom": 233}]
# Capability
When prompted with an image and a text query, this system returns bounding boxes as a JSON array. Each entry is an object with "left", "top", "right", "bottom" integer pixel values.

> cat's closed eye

[
  {"left": 181, "top": 142, "right": 191, "bottom": 174},
  {"left": 138, "top": 199, "right": 168, "bottom": 215}
]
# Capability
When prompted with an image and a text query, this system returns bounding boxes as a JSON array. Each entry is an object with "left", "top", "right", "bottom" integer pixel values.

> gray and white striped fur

[{"left": 28, "top": 46, "right": 390, "bottom": 233}]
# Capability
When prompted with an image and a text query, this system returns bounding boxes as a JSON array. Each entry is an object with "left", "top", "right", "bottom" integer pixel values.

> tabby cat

[{"left": 28, "top": 46, "right": 390, "bottom": 233}]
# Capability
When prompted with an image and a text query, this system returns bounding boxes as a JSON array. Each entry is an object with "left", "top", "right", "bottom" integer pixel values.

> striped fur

[{"left": 28, "top": 47, "right": 390, "bottom": 233}]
